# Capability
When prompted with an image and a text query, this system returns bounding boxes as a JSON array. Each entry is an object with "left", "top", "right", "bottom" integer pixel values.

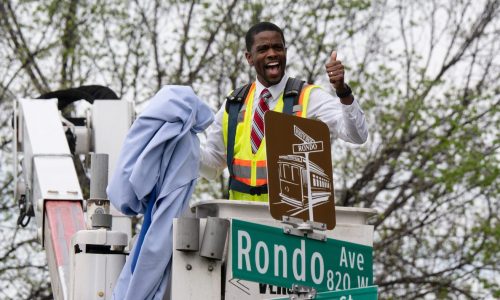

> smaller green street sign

[
  {"left": 272, "top": 286, "right": 378, "bottom": 300},
  {"left": 231, "top": 219, "right": 373, "bottom": 293}
]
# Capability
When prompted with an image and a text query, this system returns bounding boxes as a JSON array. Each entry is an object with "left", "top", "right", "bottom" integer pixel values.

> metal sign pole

[{"left": 304, "top": 152, "right": 314, "bottom": 222}]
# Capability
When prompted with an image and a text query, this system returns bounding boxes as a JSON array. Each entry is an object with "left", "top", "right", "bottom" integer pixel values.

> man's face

[{"left": 245, "top": 30, "right": 287, "bottom": 87}]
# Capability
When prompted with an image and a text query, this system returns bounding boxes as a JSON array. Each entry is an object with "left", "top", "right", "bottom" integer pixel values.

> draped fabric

[{"left": 107, "top": 85, "right": 213, "bottom": 300}]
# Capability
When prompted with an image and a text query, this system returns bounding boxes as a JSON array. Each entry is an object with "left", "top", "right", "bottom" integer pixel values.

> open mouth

[{"left": 265, "top": 62, "right": 281, "bottom": 77}]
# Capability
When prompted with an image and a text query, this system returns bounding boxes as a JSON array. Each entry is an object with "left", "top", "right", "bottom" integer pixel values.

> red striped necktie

[{"left": 250, "top": 88, "right": 271, "bottom": 154}]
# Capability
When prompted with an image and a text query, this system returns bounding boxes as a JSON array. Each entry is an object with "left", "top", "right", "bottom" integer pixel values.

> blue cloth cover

[{"left": 107, "top": 85, "right": 213, "bottom": 300}]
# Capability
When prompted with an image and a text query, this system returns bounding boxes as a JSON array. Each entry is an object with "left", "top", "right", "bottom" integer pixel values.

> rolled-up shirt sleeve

[{"left": 307, "top": 87, "right": 368, "bottom": 144}]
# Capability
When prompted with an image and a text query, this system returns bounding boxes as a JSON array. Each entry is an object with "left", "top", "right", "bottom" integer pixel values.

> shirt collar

[{"left": 255, "top": 74, "right": 289, "bottom": 101}]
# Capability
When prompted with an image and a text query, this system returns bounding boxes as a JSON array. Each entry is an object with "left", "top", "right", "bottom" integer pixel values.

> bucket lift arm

[
  {"left": 15, "top": 98, "right": 86, "bottom": 299},
  {"left": 14, "top": 93, "right": 133, "bottom": 300}
]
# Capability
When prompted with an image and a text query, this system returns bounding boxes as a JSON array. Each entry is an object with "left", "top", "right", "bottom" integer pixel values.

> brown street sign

[{"left": 264, "top": 111, "right": 336, "bottom": 229}]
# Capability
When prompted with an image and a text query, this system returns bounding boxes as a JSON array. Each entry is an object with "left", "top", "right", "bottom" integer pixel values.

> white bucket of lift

[{"left": 169, "top": 199, "right": 376, "bottom": 300}]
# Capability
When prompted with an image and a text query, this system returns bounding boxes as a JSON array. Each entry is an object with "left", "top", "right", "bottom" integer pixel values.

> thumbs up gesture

[{"left": 325, "top": 51, "right": 346, "bottom": 91}]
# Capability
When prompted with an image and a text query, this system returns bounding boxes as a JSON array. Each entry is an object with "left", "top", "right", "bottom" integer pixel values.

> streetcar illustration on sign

[
  {"left": 277, "top": 154, "right": 331, "bottom": 209},
  {"left": 265, "top": 111, "right": 336, "bottom": 229}
]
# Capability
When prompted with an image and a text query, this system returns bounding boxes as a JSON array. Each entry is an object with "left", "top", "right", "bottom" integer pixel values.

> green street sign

[
  {"left": 231, "top": 219, "right": 373, "bottom": 292},
  {"left": 272, "top": 286, "right": 378, "bottom": 300}
]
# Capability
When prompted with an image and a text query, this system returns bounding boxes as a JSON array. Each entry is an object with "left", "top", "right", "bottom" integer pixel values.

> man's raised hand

[{"left": 325, "top": 51, "right": 345, "bottom": 91}]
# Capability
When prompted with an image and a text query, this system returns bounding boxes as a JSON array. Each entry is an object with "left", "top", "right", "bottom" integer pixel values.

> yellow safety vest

[{"left": 222, "top": 82, "right": 318, "bottom": 201}]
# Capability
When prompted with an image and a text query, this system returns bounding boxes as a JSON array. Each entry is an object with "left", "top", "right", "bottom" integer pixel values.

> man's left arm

[
  {"left": 311, "top": 51, "right": 368, "bottom": 144},
  {"left": 308, "top": 88, "right": 368, "bottom": 144}
]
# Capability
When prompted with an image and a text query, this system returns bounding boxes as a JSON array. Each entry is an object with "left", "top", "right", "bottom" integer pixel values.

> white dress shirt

[{"left": 200, "top": 74, "right": 368, "bottom": 179}]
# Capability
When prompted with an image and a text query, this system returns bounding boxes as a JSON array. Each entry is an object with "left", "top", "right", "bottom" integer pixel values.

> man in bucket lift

[{"left": 200, "top": 21, "right": 368, "bottom": 201}]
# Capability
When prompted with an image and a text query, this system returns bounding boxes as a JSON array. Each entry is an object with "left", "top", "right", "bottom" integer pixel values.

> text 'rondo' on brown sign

[{"left": 264, "top": 111, "right": 336, "bottom": 230}]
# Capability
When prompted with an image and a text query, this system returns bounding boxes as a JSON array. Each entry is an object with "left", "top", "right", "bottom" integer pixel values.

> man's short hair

[{"left": 245, "top": 22, "right": 285, "bottom": 52}]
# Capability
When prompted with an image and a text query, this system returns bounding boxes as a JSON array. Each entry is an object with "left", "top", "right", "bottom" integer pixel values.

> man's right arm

[{"left": 199, "top": 104, "right": 227, "bottom": 180}]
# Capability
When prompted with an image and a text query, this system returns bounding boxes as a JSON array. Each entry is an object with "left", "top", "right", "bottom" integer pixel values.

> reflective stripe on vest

[
  {"left": 233, "top": 158, "right": 267, "bottom": 185},
  {"left": 223, "top": 83, "right": 318, "bottom": 201}
]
